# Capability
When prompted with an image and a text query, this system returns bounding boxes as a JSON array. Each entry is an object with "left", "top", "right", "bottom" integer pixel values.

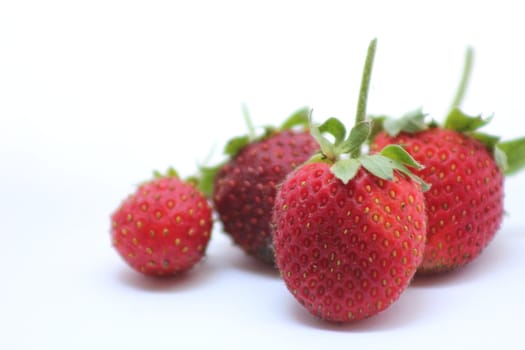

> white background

[{"left": 1, "top": 1, "right": 524, "bottom": 349}]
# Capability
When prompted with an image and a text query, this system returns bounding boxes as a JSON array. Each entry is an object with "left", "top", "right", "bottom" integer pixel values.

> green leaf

[
  {"left": 195, "top": 164, "right": 222, "bottom": 198},
  {"left": 166, "top": 167, "right": 180, "bottom": 178},
  {"left": 153, "top": 167, "right": 180, "bottom": 179},
  {"left": 310, "top": 122, "right": 336, "bottom": 160},
  {"left": 379, "top": 144, "right": 423, "bottom": 169},
  {"left": 444, "top": 107, "right": 492, "bottom": 132},
  {"left": 498, "top": 137, "right": 525, "bottom": 175},
  {"left": 383, "top": 108, "right": 428, "bottom": 136},
  {"left": 280, "top": 107, "right": 310, "bottom": 130},
  {"left": 319, "top": 117, "right": 347, "bottom": 145},
  {"left": 224, "top": 135, "right": 250, "bottom": 157},
  {"left": 360, "top": 154, "right": 395, "bottom": 180},
  {"left": 330, "top": 158, "right": 361, "bottom": 184},
  {"left": 392, "top": 162, "right": 431, "bottom": 192},
  {"left": 368, "top": 115, "right": 386, "bottom": 141},
  {"left": 226, "top": 105, "right": 310, "bottom": 159},
  {"left": 261, "top": 126, "right": 278, "bottom": 139},
  {"left": 469, "top": 132, "right": 501, "bottom": 150},
  {"left": 360, "top": 154, "right": 430, "bottom": 191},
  {"left": 428, "top": 119, "right": 440, "bottom": 128},
  {"left": 494, "top": 145, "right": 508, "bottom": 173},
  {"left": 153, "top": 170, "right": 163, "bottom": 178},
  {"left": 305, "top": 151, "right": 330, "bottom": 165},
  {"left": 342, "top": 121, "right": 371, "bottom": 156}
]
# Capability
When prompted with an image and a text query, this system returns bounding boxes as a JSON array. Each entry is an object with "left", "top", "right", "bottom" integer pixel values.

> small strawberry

[
  {"left": 370, "top": 48, "right": 525, "bottom": 274},
  {"left": 273, "top": 39, "right": 429, "bottom": 322},
  {"left": 110, "top": 169, "right": 213, "bottom": 276},
  {"left": 211, "top": 107, "right": 319, "bottom": 264}
]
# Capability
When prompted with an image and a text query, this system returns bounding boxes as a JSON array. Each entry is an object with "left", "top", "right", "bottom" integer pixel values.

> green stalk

[
  {"left": 241, "top": 103, "right": 256, "bottom": 140},
  {"left": 352, "top": 38, "right": 377, "bottom": 157},
  {"left": 450, "top": 46, "right": 474, "bottom": 110}
]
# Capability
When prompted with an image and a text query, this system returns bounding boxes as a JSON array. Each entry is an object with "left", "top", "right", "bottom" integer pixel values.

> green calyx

[
  {"left": 310, "top": 118, "right": 429, "bottom": 190},
  {"left": 152, "top": 167, "right": 212, "bottom": 194},
  {"left": 153, "top": 167, "right": 180, "bottom": 179},
  {"left": 497, "top": 137, "right": 525, "bottom": 175},
  {"left": 187, "top": 165, "right": 219, "bottom": 197},
  {"left": 310, "top": 118, "right": 371, "bottom": 162},
  {"left": 376, "top": 104, "right": 525, "bottom": 176},
  {"left": 370, "top": 45, "right": 525, "bottom": 176},
  {"left": 443, "top": 45, "right": 525, "bottom": 175},
  {"left": 369, "top": 47, "right": 477, "bottom": 138},
  {"left": 195, "top": 105, "right": 312, "bottom": 198},
  {"left": 223, "top": 105, "right": 311, "bottom": 157},
  {"left": 443, "top": 108, "right": 525, "bottom": 176},
  {"left": 150, "top": 166, "right": 216, "bottom": 197},
  {"left": 371, "top": 108, "right": 430, "bottom": 138},
  {"left": 309, "top": 39, "right": 429, "bottom": 191}
]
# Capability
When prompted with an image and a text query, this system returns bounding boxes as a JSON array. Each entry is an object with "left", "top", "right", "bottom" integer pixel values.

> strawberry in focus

[
  {"left": 110, "top": 169, "right": 213, "bottom": 276},
  {"left": 273, "top": 39, "right": 429, "bottom": 322},
  {"left": 212, "top": 109, "right": 318, "bottom": 264},
  {"left": 274, "top": 163, "right": 427, "bottom": 322}
]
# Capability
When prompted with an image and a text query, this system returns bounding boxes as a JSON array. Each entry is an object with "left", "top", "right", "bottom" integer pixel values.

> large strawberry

[
  {"left": 211, "top": 108, "right": 319, "bottom": 264},
  {"left": 370, "top": 48, "right": 525, "bottom": 274},
  {"left": 273, "top": 39, "right": 429, "bottom": 322},
  {"left": 110, "top": 169, "right": 213, "bottom": 276}
]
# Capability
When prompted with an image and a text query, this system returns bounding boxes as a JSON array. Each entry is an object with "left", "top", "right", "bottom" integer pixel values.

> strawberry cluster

[{"left": 108, "top": 39, "right": 524, "bottom": 323}]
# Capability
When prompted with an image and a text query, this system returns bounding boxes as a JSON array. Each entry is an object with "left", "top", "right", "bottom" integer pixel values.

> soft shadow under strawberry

[
  {"left": 228, "top": 250, "right": 281, "bottom": 279},
  {"left": 116, "top": 258, "right": 218, "bottom": 293},
  {"left": 410, "top": 233, "right": 510, "bottom": 288},
  {"left": 286, "top": 287, "right": 429, "bottom": 332}
]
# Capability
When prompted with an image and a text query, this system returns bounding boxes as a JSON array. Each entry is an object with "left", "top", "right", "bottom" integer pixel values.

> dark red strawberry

[
  {"left": 212, "top": 109, "right": 319, "bottom": 264},
  {"left": 110, "top": 169, "right": 213, "bottom": 276},
  {"left": 273, "top": 39, "right": 429, "bottom": 322},
  {"left": 370, "top": 48, "right": 525, "bottom": 274}
]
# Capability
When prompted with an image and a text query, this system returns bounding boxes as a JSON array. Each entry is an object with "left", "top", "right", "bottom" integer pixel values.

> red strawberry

[
  {"left": 273, "top": 39, "right": 429, "bottom": 322},
  {"left": 274, "top": 164, "right": 427, "bottom": 322},
  {"left": 110, "top": 169, "right": 213, "bottom": 276},
  {"left": 371, "top": 127, "right": 504, "bottom": 274},
  {"left": 212, "top": 109, "right": 319, "bottom": 264},
  {"left": 369, "top": 48, "right": 525, "bottom": 274}
]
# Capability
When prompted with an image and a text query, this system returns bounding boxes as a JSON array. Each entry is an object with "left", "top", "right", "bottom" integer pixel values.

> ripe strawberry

[
  {"left": 110, "top": 169, "right": 213, "bottom": 276},
  {"left": 371, "top": 126, "right": 504, "bottom": 274},
  {"left": 370, "top": 48, "right": 525, "bottom": 274},
  {"left": 212, "top": 108, "right": 319, "bottom": 264},
  {"left": 273, "top": 39, "right": 429, "bottom": 322}
]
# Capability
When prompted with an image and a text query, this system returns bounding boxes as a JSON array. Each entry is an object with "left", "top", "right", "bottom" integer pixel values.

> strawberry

[
  {"left": 273, "top": 39, "right": 429, "bottom": 322},
  {"left": 110, "top": 169, "right": 213, "bottom": 276},
  {"left": 211, "top": 108, "right": 319, "bottom": 264},
  {"left": 370, "top": 48, "right": 525, "bottom": 274}
]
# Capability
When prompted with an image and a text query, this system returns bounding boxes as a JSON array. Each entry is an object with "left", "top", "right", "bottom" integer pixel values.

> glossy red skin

[
  {"left": 273, "top": 163, "right": 426, "bottom": 322},
  {"left": 111, "top": 177, "right": 213, "bottom": 276},
  {"left": 372, "top": 128, "right": 504, "bottom": 274},
  {"left": 213, "top": 130, "right": 318, "bottom": 264}
]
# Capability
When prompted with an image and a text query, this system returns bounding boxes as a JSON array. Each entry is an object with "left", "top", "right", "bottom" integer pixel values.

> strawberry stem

[
  {"left": 241, "top": 103, "right": 256, "bottom": 140},
  {"left": 450, "top": 46, "right": 474, "bottom": 110},
  {"left": 353, "top": 38, "right": 377, "bottom": 157}
]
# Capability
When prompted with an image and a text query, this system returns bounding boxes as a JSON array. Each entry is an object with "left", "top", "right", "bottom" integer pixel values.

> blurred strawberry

[
  {"left": 210, "top": 107, "right": 318, "bottom": 264},
  {"left": 111, "top": 169, "right": 213, "bottom": 276}
]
